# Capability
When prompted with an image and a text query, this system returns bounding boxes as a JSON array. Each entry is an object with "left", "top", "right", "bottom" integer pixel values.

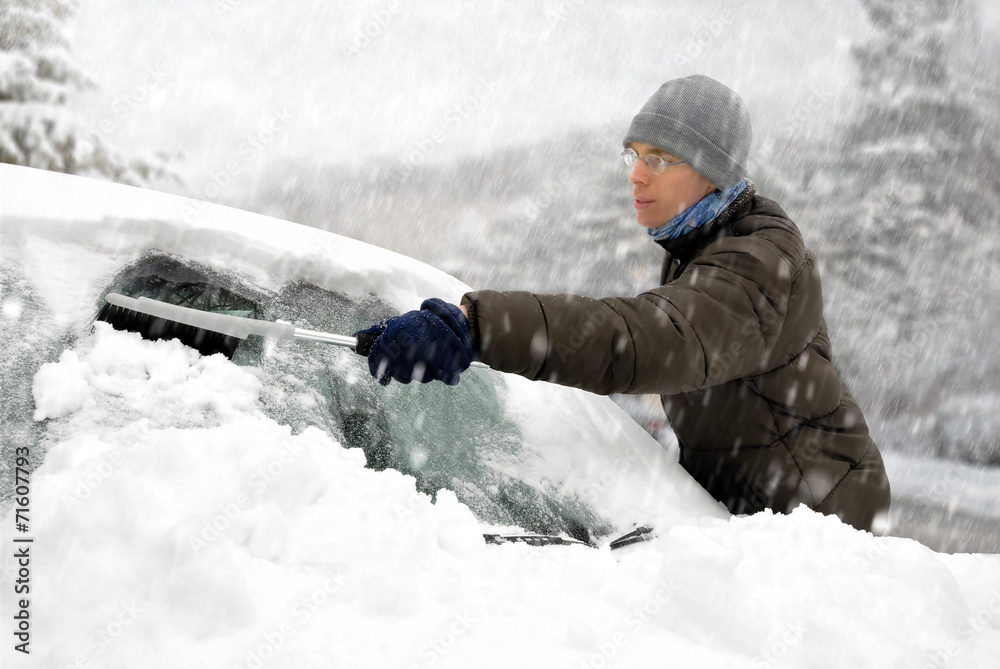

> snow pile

[
  {"left": 6, "top": 322, "right": 714, "bottom": 667},
  {"left": 17, "top": 325, "right": 495, "bottom": 667},
  {"left": 3, "top": 313, "right": 999, "bottom": 668}
]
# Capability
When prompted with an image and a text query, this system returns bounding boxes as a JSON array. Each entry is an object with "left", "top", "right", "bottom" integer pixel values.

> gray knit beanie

[{"left": 622, "top": 75, "right": 752, "bottom": 190}]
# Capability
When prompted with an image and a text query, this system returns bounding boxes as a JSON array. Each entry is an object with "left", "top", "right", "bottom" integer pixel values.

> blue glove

[{"left": 353, "top": 299, "right": 476, "bottom": 386}]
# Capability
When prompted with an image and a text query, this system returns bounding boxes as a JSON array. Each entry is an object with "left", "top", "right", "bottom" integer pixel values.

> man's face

[{"left": 627, "top": 142, "right": 717, "bottom": 229}]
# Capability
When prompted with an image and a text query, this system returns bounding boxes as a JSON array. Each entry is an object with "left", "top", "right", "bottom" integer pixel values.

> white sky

[{"left": 68, "top": 0, "right": 888, "bottom": 186}]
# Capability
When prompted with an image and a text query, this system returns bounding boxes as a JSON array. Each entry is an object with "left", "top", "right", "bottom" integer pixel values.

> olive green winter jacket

[{"left": 461, "top": 183, "right": 890, "bottom": 532}]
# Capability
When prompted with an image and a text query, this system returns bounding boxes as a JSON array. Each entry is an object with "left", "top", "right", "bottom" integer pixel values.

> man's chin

[{"left": 637, "top": 216, "right": 665, "bottom": 230}]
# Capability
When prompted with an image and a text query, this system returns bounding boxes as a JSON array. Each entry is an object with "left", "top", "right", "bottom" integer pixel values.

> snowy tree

[
  {"left": 813, "top": 0, "right": 1000, "bottom": 448},
  {"left": 0, "top": 0, "right": 176, "bottom": 185},
  {"left": 846, "top": 0, "right": 995, "bottom": 233}
]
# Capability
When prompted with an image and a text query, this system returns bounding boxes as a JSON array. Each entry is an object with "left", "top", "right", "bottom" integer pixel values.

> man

[{"left": 355, "top": 75, "right": 891, "bottom": 533}]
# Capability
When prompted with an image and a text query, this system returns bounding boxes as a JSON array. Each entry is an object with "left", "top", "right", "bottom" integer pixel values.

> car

[{"left": 1, "top": 164, "right": 722, "bottom": 546}]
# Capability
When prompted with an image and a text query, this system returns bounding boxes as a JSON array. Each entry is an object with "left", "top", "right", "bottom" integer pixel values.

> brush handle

[
  {"left": 292, "top": 328, "right": 361, "bottom": 347},
  {"left": 105, "top": 293, "right": 296, "bottom": 340},
  {"left": 293, "top": 328, "right": 488, "bottom": 368},
  {"left": 103, "top": 293, "right": 488, "bottom": 368}
]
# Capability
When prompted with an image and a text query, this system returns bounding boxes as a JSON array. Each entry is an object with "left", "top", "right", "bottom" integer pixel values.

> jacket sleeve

[{"left": 462, "top": 235, "right": 795, "bottom": 396}]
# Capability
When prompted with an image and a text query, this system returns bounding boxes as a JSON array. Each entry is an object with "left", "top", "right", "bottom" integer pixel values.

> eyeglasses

[{"left": 621, "top": 148, "right": 685, "bottom": 174}]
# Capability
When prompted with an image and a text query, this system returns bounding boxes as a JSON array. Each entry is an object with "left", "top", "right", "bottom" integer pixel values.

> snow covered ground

[{"left": 3, "top": 165, "right": 1000, "bottom": 667}]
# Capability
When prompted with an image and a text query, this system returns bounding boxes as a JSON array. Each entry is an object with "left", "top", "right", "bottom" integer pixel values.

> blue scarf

[{"left": 646, "top": 179, "right": 748, "bottom": 242}]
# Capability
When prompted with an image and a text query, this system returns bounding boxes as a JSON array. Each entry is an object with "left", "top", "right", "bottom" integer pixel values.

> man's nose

[{"left": 629, "top": 160, "right": 649, "bottom": 185}]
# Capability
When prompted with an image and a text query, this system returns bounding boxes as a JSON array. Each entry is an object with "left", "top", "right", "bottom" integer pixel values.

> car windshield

[{"left": 18, "top": 252, "right": 612, "bottom": 541}]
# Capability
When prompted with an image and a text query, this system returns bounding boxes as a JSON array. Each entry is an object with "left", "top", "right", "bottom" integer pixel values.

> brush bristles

[{"left": 95, "top": 302, "right": 243, "bottom": 359}]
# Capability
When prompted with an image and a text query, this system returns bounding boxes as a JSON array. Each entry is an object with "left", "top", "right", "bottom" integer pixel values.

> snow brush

[{"left": 95, "top": 292, "right": 489, "bottom": 367}]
